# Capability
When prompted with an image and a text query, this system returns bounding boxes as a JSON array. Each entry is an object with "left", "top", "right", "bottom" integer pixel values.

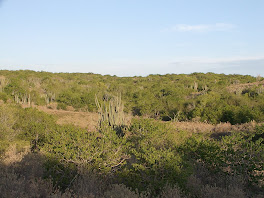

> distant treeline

[{"left": 0, "top": 70, "right": 264, "bottom": 124}]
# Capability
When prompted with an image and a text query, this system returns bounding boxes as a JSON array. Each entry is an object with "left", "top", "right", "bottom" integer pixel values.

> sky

[{"left": 0, "top": 0, "right": 264, "bottom": 77}]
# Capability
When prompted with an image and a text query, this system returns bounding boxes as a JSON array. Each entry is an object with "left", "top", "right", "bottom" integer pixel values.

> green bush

[
  {"left": 181, "top": 125, "right": 264, "bottom": 188},
  {"left": 0, "top": 92, "right": 8, "bottom": 102},
  {"left": 14, "top": 107, "right": 57, "bottom": 150},
  {"left": 57, "top": 102, "right": 67, "bottom": 110},
  {"left": 121, "top": 119, "right": 191, "bottom": 195},
  {"left": 43, "top": 123, "right": 129, "bottom": 173}
]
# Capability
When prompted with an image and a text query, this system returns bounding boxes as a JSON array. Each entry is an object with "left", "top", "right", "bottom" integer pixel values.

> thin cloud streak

[
  {"left": 170, "top": 56, "right": 264, "bottom": 64},
  {"left": 163, "top": 23, "right": 235, "bottom": 33},
  {"left": 169, "top": 56, "right": 264, "bottom": 76}
]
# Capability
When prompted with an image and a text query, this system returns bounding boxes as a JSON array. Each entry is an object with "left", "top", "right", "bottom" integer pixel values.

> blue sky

[{"left": 0, "top": 0, "right": 264, "bottom": 76}]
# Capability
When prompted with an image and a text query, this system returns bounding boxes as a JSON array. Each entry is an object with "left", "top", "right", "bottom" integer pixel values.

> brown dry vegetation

[
  {"left": 2, "top": 143, "right": 30, "bottom": 165},
  {"left": 227, "top": 80, "right": 264, "bottom": 93},
  {"left": 22, "top": 103, "right": 262, "bottom": 134},
  {"left": 21, "top": 103, "right": 99, "bottom": 131},
  {"left": 170, "top": 120, "right": 260, "bottom": 133},
  {"left": 0, "top": 145, "right": 186, "bottom": 198},
  {"left": 1, "top": 145, "right": 258, "bottom": 198},
  {"left": 38, "top": 107, "right": 98, "bottom": 131},
  {"left": 21, "top": 103, "right": 133, "bottom": 132}
]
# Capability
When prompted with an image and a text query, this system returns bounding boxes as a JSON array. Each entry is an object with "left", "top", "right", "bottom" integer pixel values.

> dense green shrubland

[
  {"left": 180, "top": 125, "right": 264, "bottom": 190},
  {"left": 1, "top": 70, "right": 264, "bottom": 197},
  {"left": 1, "top": 104, "right": 264, "bottom": 197},
  {"left": 1, "top": 70, "right": 264, "bottom": 124}
]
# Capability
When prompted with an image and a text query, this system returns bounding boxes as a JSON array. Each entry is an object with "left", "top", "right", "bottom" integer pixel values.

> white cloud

[
  {"left": 169, "top": 56, "right": 264, "bottom": 76},
  {"left": 163, "top": 23, "right": 235, "bottom": 32},
  {"left": 171, "top": 56, "right": 264, "bottom": 64}
]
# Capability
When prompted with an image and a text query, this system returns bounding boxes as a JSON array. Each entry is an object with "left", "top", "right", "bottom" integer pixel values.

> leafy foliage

[
  {"left": 181, "top": 125, "right": 264, "bottom": 188},
  {"left": 1, "top": 70, "right": 264, "bottom": 197},
  {"left": 1, "top": 70, "right": 264, "bottom": 124}
]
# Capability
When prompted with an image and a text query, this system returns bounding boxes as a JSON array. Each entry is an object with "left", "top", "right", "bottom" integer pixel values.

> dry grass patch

[
  {"left": 227, "top": 80, "right": 264, "bottom": 93},
  {"left": 2, "top": 142, "right": 30, "bottom": 165},
  {"left": 170, "top": 120, "right": 261, "bottom": 135},
  {"left": 22, "top": 104, "right": 99, "bottom": 130}
]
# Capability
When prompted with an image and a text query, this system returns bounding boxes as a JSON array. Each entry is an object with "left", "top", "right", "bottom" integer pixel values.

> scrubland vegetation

[{"left": 0, "top": 70, "right": 264, "bottom": 197}]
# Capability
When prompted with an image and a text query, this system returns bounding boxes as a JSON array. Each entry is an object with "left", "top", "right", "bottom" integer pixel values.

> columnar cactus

[
  {"left": 0, "top": 76, "right": 8, "bottom": 92},
  {"left": 95, "top": 93, "right": 125, "bottom": 132}
]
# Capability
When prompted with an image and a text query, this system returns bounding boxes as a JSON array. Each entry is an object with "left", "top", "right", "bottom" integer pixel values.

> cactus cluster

[
  {"left": 43, "top": 92, "right": 56, "bottom": 105},
  {"left": 95, "top": 94, "right": 125, "bottom": 133},
  {"left": 193, "top": 81, "right": 198, "bottom": 91},
  {"left": 0, "top": 76, "right": 8, "bottom": 92},
  {"left": 13, "top": 92, "right": 31, "bottom": 105}
]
